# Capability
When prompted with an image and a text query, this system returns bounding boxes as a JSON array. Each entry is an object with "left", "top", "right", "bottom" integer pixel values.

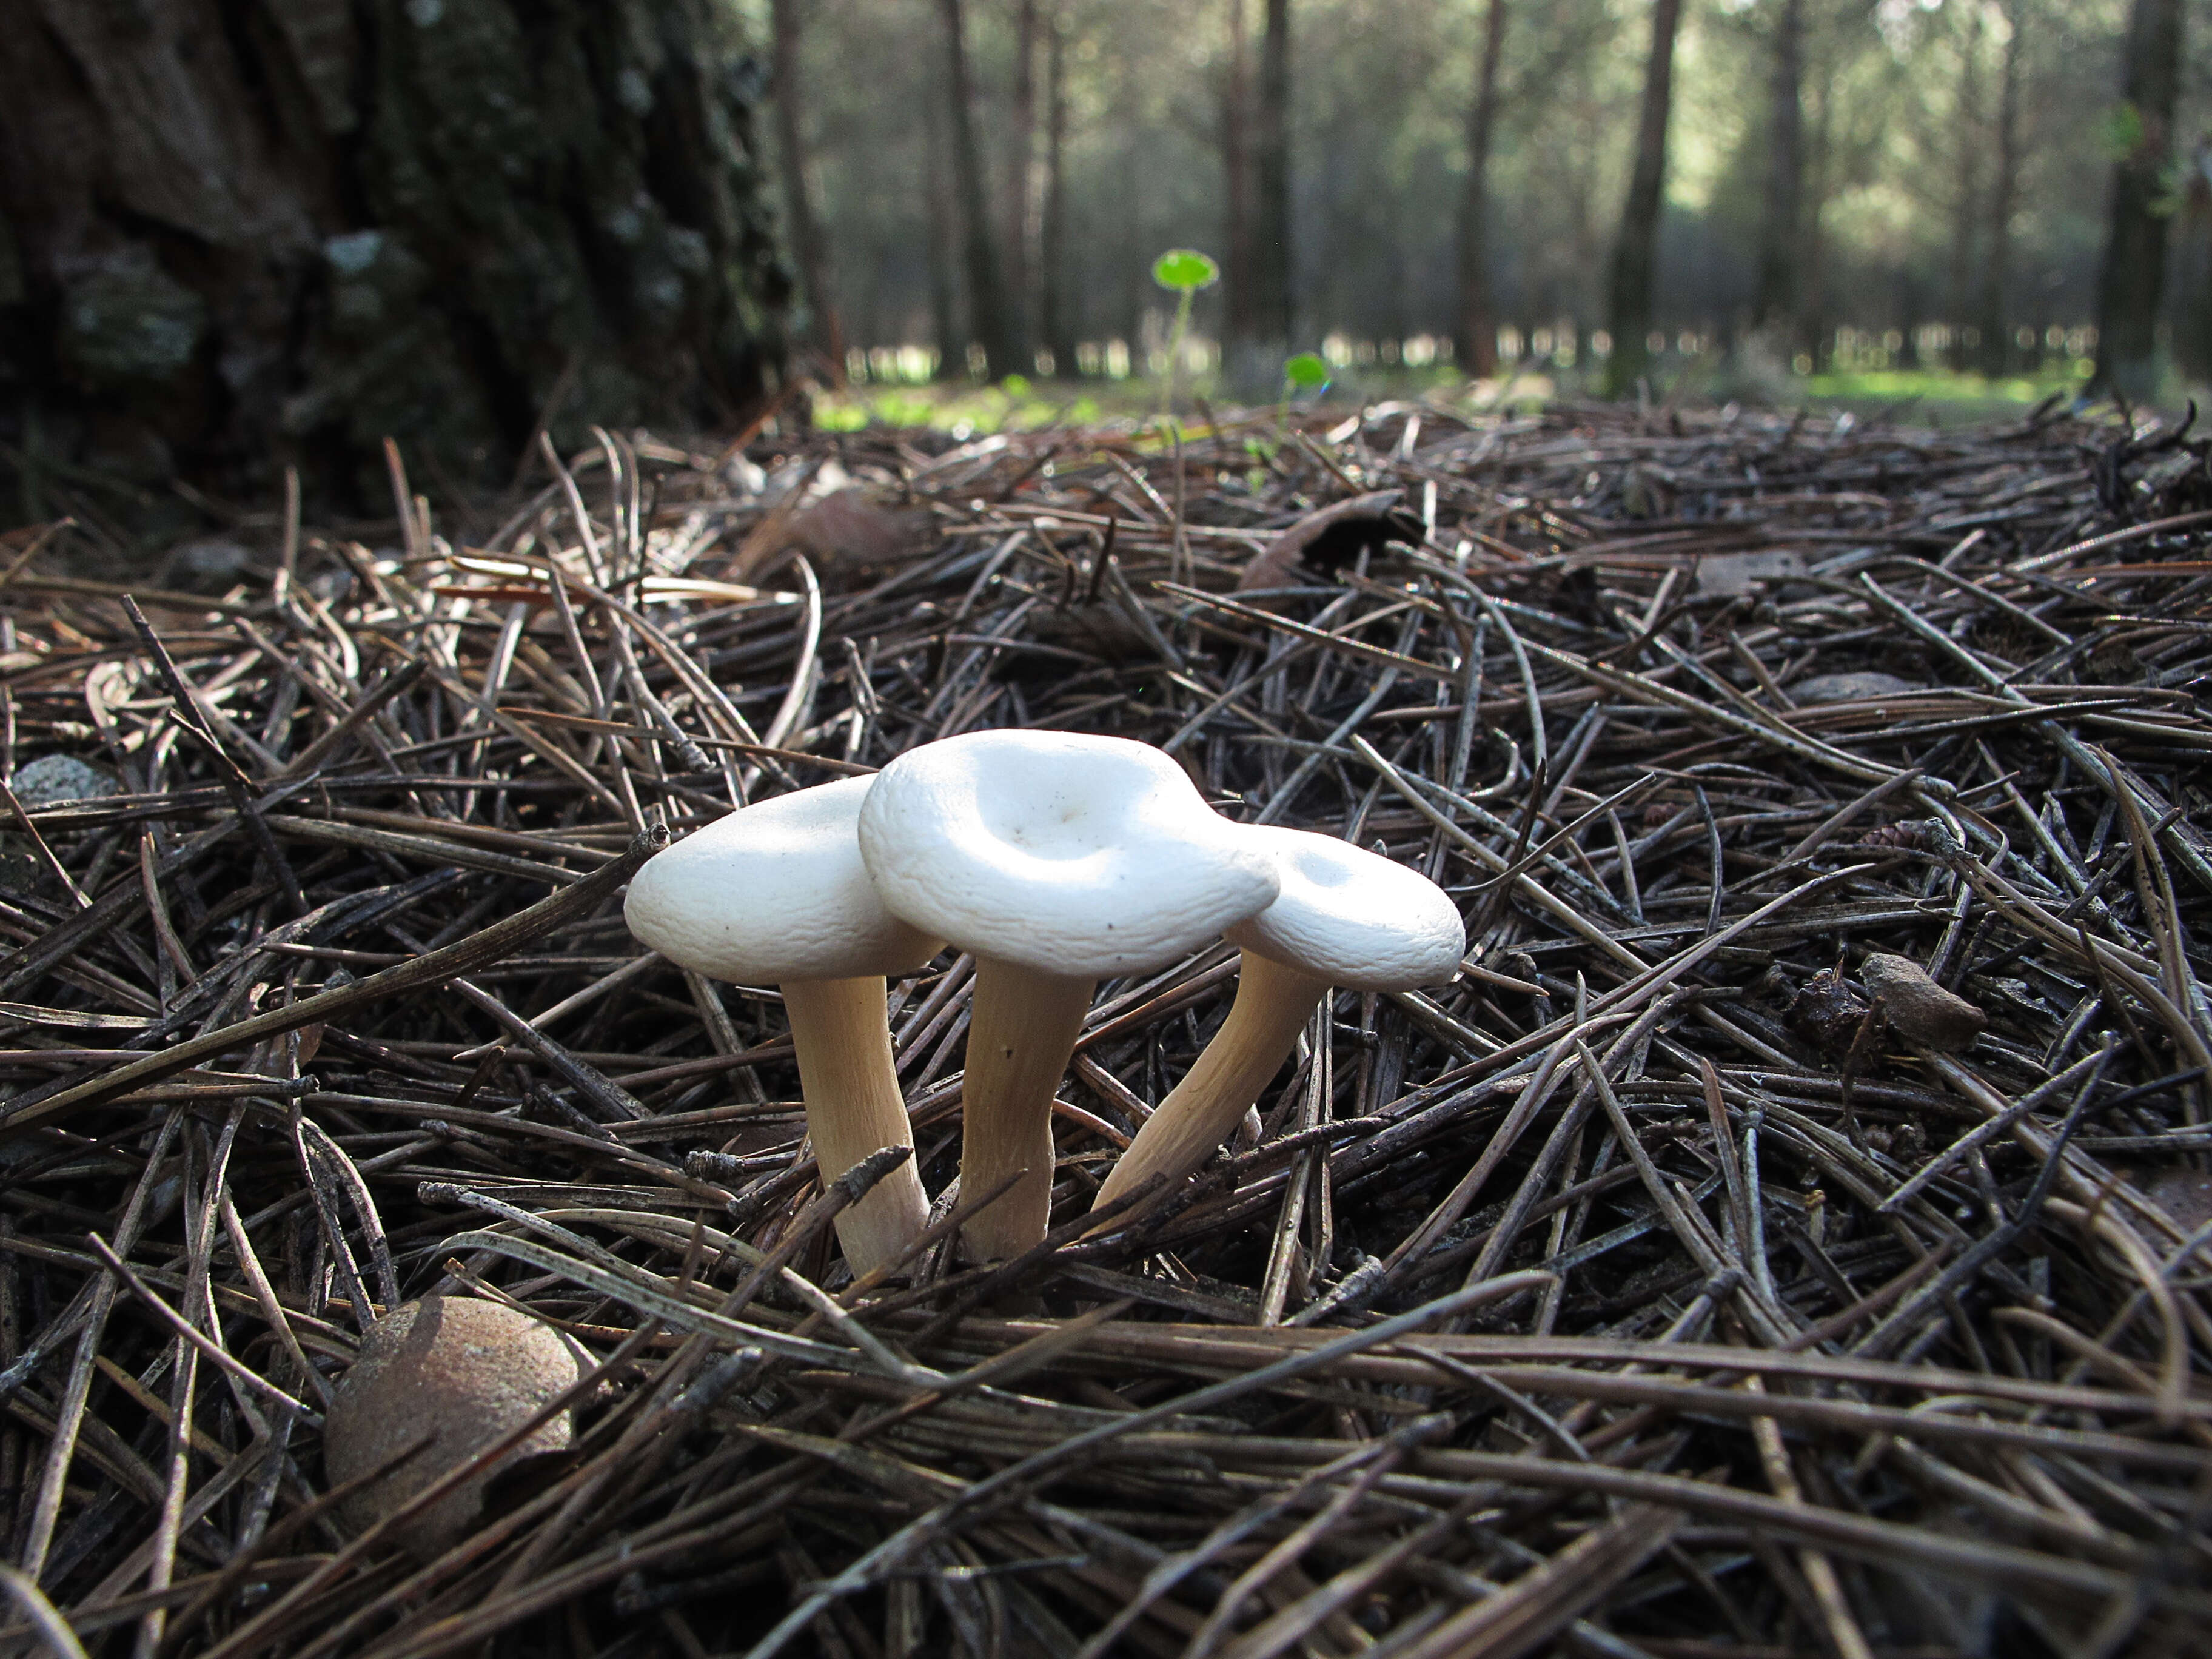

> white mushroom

[
  {"left": 625, "top": 776, "right": 942, "bottom": 1275},
  {"left": 1093, "top": 827, "right": 1464, "bottom": 1215},
  {"left": 857, "top": 731, "right": 1277, "bottom": 1260}
]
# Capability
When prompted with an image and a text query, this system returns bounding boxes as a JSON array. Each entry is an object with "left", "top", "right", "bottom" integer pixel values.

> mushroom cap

[
  {"left": 624, "top": 776, "right": 945, "bottom": 982},
  {"left": 857, "top": 731, "right": 1277, "bottom": 977},
  {"left": 1225, "top": 827, "right": 1465, "bottom": 990},
  {"left": 323, "top": 1295, "right": 583, "bottom": 1560}
]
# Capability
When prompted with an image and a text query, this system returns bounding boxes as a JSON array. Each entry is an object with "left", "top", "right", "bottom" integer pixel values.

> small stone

[
  {"left": 1694, "top": 550, "right": 1804, "bottom": 596},
  {"left": 1789, "top": 671, "right": 1926, "bottom": 705},
  {"left": 8, "top": 754, "right": 120, "bottom": 809},
  {"left": 1860, "top": 953, "right": 1986, "bottom": 1052},
  {"left": 323, "top": 1295, "right": 584, "bottom": 1560},
  {"left": 158, "top": 537, "right": 259, "bottom": 594}
]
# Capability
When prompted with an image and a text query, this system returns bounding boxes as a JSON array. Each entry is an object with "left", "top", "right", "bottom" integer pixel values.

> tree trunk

[
  {"left": 1976, "top": 0, "right": 2022, "bottom": 379},
  {"left": 1040, "top": 8, "right": 1078, "bottom": 376},
  {"left": 772, "top": 0, "right": 843, "bottom": 384},
  {"left": 1246, "top": 0, "right": 1294, "bottom": 357},
  {"left": 938, "top": 0, "right": 1017, "bottom": 380},
  {"left": 923, "top": 94, "right": 967, "bottom": 378},
  {"left": 1113, "top": 49, "right": 1144, "bottom": 352},
  {"left": 2182, "top": 138, "right": 2212, "bottom": 381},
  {"left": 2092, "top": 0, "right": 2182, "bottom": 401},
  {"left": 1005, "top": 0, "right": 1037, "bottom": 368},
  {"left": 1455, "top": 0, "right": 1510, "bottom": 378},
  {"left": 1223, "top": 0, "right": 1253, "bottom": 346},
  {"left": 0, "top": 0, "right": 788, "bottom": 518},
  {"left": 1945, "top": 4, "right": 1984, "bottom": 372},
  {"left": 1754, "top": 0, "right": 1804, "bottom": 340},
  {"left": 1800, "top": 65, "right": 1832, "bottom": 370},
  {"left": 1604, "top": 0, "right": 1684, "bottom": 398}
]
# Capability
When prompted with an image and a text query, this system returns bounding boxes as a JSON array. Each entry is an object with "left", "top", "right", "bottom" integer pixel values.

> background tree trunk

[
  {"left": 924, "top": 95, "right": 967, "bottom": 378},
  {"left": 1222, "top": 0, "right": 1253, "bottom": 347},
  {"left": 0, "top": 0, "right": 789, "bottom": 521},
  {"left": 1604, "top": 0, "right": 1684, "bottom": 397},
  {"left": 1455, "top": 0, "right": 1510, "bottom": 378},
  {"left": 1800, "top": 59, "right": 1832, "bottom": 370},
  {"left": 1754, "top": 0, "right": 1804, "bottom": 339},
  {"left": 2091, "top": 0, "right": 2182, "bottom": 400},
  {"left": 1976, "top": 0, "right": 2022, "bottom": 378},
  {"left": 1041, "top": 9, "right": 1078, "bottom": 376},
  {"left": 939, "top": 0, "right": 1018, "bottom": 379},
  {"left": 1945, "top": 3, "right": 1984, "bottom": 372},
  {"left": 773, "top": 0, "right": 844, "bottom": 384},
  {"left": 1244, "top": 0, "right": 1295, "bottom": 363},
  {"left": 1005, "top": 0, "right": 1038, "bottom": 368},
  {"left": 2180, "top": 137, "right": 2212, "bottom": 382}
]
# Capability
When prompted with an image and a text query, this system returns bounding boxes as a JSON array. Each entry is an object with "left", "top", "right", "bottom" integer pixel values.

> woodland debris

[
  {"left": 0, "top": 394, "right": 2205, "bottom": 1655},
  {"left": 1858, "top": 951, "right": 1988, "bottom": 1051}
]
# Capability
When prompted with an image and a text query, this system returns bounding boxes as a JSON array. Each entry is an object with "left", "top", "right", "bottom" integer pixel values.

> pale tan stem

[
  {"left": 1092, "top": 950, "right": 1327, "bottom": 1216},
  {"left": 782, "top": 976, "right": 930, "bottom": 1276},
  {"left": 959, "top": 958, "right": 1094, "bottom": 1261}
]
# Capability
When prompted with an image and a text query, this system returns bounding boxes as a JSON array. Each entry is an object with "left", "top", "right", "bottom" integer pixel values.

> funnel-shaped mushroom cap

[
  {"left": 625, "top": 776, "right": 944, "bottom": 982},
  {"left": 1226, "top": 827, "right": 1464, "bottom": 989},
  {"left": 858, "top": 731, "right": 1277, "bottom": 977}
]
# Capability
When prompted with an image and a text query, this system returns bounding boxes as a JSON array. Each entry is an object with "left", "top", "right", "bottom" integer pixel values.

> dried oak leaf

[{"left": 1237, "top": 490, "right": 1418, "bottom": 591}]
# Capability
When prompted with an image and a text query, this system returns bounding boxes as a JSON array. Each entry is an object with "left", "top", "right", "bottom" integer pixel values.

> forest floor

[
  {"left": 816, "top": 361, "right": 2108, "bottom": 437},
  {"left": 0, "top": 395, "right": 2207, "bottom": 1656}
]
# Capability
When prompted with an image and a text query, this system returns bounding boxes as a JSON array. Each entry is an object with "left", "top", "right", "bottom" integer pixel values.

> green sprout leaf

[
  {"left": 1151, "top": 249, "right": 1220, "bottom": 294},
  {"left": 1283, "top": 352, "right": 1330, "bottom": 390}
]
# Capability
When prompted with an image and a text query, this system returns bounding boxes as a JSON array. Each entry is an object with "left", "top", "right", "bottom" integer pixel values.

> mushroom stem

[
  {"left": 959, "top": 957, "right": 1094, "bottom": 1260},
  {"left": 1091, "top": 950, "right": 1328, "bottom": 1217},
  {"left": 781, "top": 976, "right": 930, "bottom": 1275}
]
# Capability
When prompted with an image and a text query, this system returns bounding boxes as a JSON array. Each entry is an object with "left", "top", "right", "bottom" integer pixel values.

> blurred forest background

[
  {"left": 0, "top": 0, "right": 2205, "bottom": 538},
  {"left": 769, "top": 0, "right": 2211, "bottom": 415}
]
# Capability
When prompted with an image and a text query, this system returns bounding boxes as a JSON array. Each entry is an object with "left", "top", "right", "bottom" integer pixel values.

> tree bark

[
  {"left": 1040, "top": 8, "right": 1078, "bottom": 376},
  {"left": 923, "top": 94, "right": 967, "bottom": 378},
  {"left": 1754, "top": 0, "right": 1805, "bottom": 340},
  {"left": 1976, "top": 0, "right": 2023, "bottom": 378},
  {"left": 772, "top": 0, "right": 844, "bottom": 384},
  {"left": 1247, "top": 0, "right": 1295, "bottom": 354},
  {"left": 0, "top": 0, "right": 788, "bottom": 517},
  {"left": 1945, "top": 3, "right": 1985, "bottom": 372},
  {"left": 1800, "top": 61, "right": 1833, "bottom": 370},
  {"left": 1222, "top": 0, "right": 1253, "bottom": 346},
  {"left": 2182, "top": 137, "right": 2212, "bottom": 381},
  {"left": 1005, "top": 0, "right": 1037, "bottom": 367},
  {"left": 2092, "top": 0, "right": 2182, "bottom": 400},
  {"left": 1604, "top": 0, "right": 1684, "bottom": 398},
  {"left": 1455, "top": 0, "right": 1510, "bottom": 378},
  {"left": 938, "top": 0, "right": 1018, "bottom": 380}
]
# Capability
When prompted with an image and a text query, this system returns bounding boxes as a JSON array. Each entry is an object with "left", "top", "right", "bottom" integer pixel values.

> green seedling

[
  {"left": 1280, "top": 350, "right": 1330, "bottom": 426},
  {"left": 1151, "top": 249, "right": 1219, "bottom": 423},
  {"left": 1284, "top": 352, "right": 1330, "bottom": 393}
]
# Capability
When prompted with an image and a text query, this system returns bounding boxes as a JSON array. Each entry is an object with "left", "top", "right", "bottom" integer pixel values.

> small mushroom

[
  {"left": 1092, "top": 828, "right": 1464, "bottom": 1215},
  {"left": 323, "top": 1295, "right": 582, "bottom": 1560},
  {"left": 624, "top": 776, "right": 942, "bottom": 1273},
  {"left": 1859, "top": 953, "right": 1986, "bottom": 1052},
  {"left": 858, "top": 731, "right": 1277, "bottom": 1261}
]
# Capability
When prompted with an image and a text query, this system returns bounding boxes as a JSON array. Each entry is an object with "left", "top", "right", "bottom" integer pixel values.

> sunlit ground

[{"left": 811, "top": 356, "right": 2130, "bottom": 436}]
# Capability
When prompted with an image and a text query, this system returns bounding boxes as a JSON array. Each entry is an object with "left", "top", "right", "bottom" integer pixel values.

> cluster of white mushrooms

[
  {"left": 322, "top": 730, "right": 1463, "bottom": 1550},
  {"left": 623, "top": 729, "right": 1467, "bottom": 1273}
]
